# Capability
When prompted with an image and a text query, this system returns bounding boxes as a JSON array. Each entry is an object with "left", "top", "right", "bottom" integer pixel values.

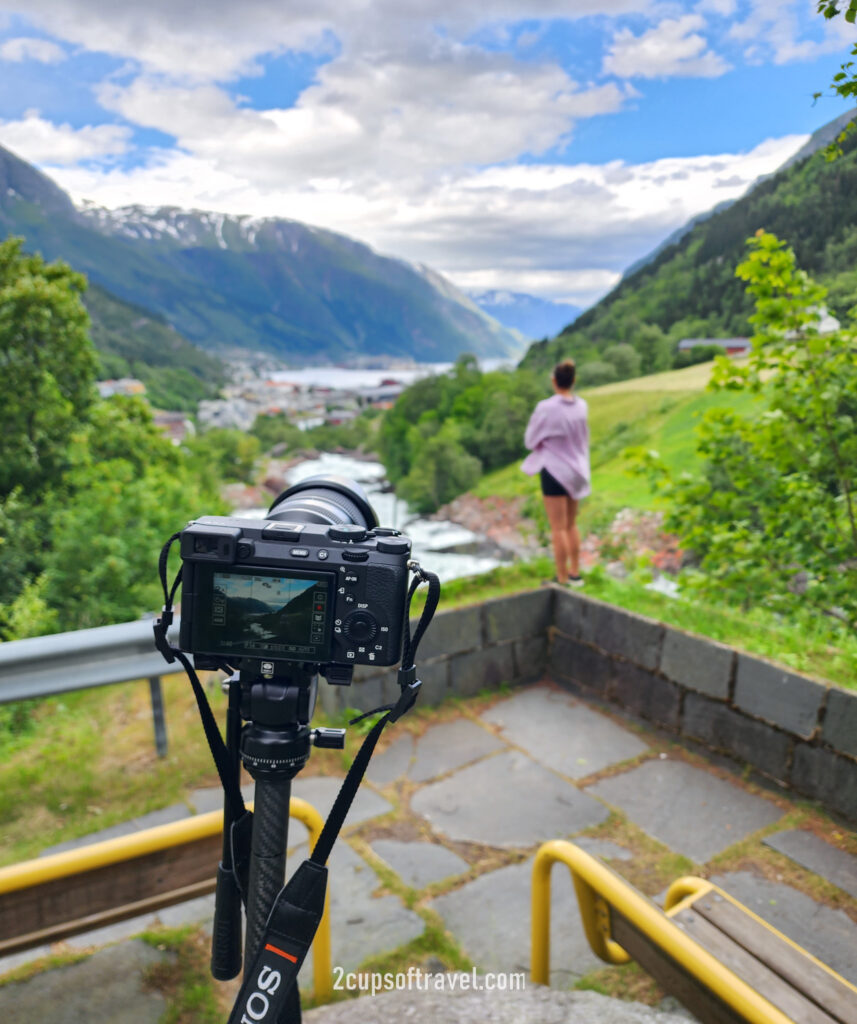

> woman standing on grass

[{"left": 521, "top": 359, "right": 590, "bottom": 587}]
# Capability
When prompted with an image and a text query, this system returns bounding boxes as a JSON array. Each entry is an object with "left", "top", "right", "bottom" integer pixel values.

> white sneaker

[{"left": 566, "top": 575, "right": 585, "bottom": 588}]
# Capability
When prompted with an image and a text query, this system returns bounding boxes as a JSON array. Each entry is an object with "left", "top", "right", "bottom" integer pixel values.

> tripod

[{"left": 210, "top": 662, "right": 346, "bottom": 1023}]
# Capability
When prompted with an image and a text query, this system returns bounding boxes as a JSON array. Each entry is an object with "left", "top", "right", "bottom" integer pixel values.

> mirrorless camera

[{"left": 177, "top": 474, "right": 412, "bottom": 672}]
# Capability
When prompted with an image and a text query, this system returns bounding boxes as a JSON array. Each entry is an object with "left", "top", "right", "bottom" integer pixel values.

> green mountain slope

[
  {"left": 84, "top": 285, "right": 225, "bottom": 411},
  {"left": 521, "top": 112, "right": 857, "bottom": 376},
  {"left": 0, "top": 144, "right": 520, "bottom": 364}
]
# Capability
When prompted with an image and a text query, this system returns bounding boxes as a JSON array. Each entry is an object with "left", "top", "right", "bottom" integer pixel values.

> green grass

[{"left": 473, "top": 364, "right": 764, "bottom": 534}]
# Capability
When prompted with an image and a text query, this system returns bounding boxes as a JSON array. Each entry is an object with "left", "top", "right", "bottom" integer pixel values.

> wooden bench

[{"left": 532, "top": 840, "right": 857, "bottom": 1024}]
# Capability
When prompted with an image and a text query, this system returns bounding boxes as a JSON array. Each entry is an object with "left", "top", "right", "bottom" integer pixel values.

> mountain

[
  {"left": 84, "top": 285, "right": 225, "bottom": 411},
  {"left": 0, "top": 144, "right": 521, "bottom": 364},
  {"left": 467, "top": 289, "right": 580, "bottom": 341},
  {"left": 621, "top": 107, "right": 857, "bottom": 284},
  {"left": 521, "top": 110, "right": 857, "bottom": 377}
]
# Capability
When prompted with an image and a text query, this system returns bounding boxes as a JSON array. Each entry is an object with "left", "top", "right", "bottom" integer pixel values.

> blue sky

[{"left": 0, "top": 1, "right": 854, "bottom": 304}]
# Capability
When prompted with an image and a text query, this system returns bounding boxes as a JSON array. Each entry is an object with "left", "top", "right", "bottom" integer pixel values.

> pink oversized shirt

[{"left": 521, "top": 393, "right": 591, "bottom": 499}]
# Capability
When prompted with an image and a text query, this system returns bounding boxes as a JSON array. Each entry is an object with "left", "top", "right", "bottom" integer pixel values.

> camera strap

[
  {"left": 227, "top": 563, "right": 439, "bottom": 1024},
  {"left": 153, "top": 536, "right": 440, "bottom": 1024}
]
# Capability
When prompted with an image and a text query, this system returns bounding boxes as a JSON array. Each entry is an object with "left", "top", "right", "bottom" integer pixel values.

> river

[{"left": 246, "top": 452, "right": 508, "bottom": 583}]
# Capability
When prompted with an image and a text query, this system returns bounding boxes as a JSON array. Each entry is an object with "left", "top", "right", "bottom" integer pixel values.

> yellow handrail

[
  {"left": 0, "top": 797, "right": 332, "bottom": 1002},
  {"left": 531, "top": 839, "right": 794, "bottom": 1024}
]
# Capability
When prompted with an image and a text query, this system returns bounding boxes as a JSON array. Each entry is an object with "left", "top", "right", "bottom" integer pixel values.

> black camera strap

[{"left": 153, "top": 535, "right": 440, "bottom": 1024}]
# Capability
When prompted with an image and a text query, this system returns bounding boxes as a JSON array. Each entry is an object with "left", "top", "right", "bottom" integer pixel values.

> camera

[{"left": 177, "top": 474, "right": 413, "bottom": 672}]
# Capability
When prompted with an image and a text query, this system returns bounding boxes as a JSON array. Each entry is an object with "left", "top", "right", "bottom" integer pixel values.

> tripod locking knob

[{"left": 312, "top": 727, "right": 347, "bottom": 749}]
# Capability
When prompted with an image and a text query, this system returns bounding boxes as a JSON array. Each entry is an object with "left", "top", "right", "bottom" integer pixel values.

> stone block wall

[
  {"left": 550, "top": 588, "right": 857, "bottom": 822},
  {"left": 317, "top": 588, "right": 553, "bottom": 717},
  {"left": 316, "top": 583, "right": 857, "bottom": 822}
]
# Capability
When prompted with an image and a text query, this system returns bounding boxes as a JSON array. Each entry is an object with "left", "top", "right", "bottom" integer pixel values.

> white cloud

[
  {"left": 93, "top": 48, "right": 630, "bottom": 184},
  {"left": 0, "top": 110, "right": 131, "bottom": 164},
  {"left": 0, "top": 0, "right": 654, "bottom": 81},
  {"left": 729, "top": 0, "right": 856, "bottom": 65},
  {"left": 0, "top": 36, "right": 66, "bottom": 62},
  {"left": 604, "top": 14, "right": 731, "bottom": 78},
  {"left": 50, "top": 132, "right": 807, "bottom": 306}
]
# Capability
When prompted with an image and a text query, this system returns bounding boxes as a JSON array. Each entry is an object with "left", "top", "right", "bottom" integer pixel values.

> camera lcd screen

[{"left": 192, "top": 566, "right": 335, "bottom": 661}]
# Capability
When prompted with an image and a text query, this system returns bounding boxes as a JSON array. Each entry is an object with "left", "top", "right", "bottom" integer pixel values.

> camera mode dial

[
  {"left": 342, "top": 611, "right": 378, "bottom": 644},
  {"left": 328, "top": 524, "right": 368, "bottom": 542}
]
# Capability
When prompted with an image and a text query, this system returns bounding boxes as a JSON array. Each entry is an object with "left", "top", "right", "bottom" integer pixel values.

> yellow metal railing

[
  {"left": 0, "top": 797, "right": 332, "bottom": 1002},
  {"left": 532, "top": 839, "right": 795, "bottom": 1024}
]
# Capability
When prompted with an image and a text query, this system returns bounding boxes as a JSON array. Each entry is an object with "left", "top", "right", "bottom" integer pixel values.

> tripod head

[{"left": 238, "top": 661, "right": 345, "bottom": 783}]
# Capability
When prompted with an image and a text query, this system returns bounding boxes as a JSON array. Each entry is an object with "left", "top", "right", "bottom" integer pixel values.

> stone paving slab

[
  {"left": 710, "top": 871, "right": 857, "bottom": 985},
  {"left": 409, "top": 718, "right": 505, "bottom": 782},
  {"left": 482, "top": 686, "right": 650, "bottom": 779},
  {"left": 588, "top": 758, "right": 782, "bottom": 863},
  {"left": 367, "top": 734, "right": 415, "bottom": 786},
  {"left": 762, "top": 829, "right": 857, "bottom": 900},
  {"left": 0, "top": 941, "right": 170, "bottom": 1023},
  {"left": 40, "top": 803, "right": 190, "bottom": 855},
  {"left": 411, "top": 749, "right": 609, "bottom": 847},
  {"left": 293, "top": 840, "right": 425, "bottom": 983},
  {"left": 290, "top": 776, "right": 393, "bottom": 836},
  {"left": 430, "top": 858, "right": 601, "bottom": 985},
  {"left": 573, "top": 837, "right": 633, "bottom": 861},
  {"left": 370, "top": 839, "right": 469, "bottom": 889},
  {"left": 304, "top": 984, "right": 693, "bottom": 1023}
]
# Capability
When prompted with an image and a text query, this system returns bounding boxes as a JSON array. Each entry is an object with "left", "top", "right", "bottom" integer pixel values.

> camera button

[
  {"left": 290, "top": 547, "right": 310, "bottom": 558},
  {"left": 376, "top": 537, "right": 411, "bottom": 554},
  {"left": 317, "top": 549, "right": 329, "bottom": 560},
  {"left": 341, "top": 549, "right": 369, "bottom": 562}
]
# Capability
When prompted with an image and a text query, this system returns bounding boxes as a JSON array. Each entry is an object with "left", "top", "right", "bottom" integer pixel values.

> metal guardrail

[
  {"left": 0, "top": 615, "right": 182, "bottom": 756},
  {"left": 0, "top": 796, "right": 333, "bottom": 1002},
  {"left": 531, "top": 840, "right": 835, "bottom": 1024}
]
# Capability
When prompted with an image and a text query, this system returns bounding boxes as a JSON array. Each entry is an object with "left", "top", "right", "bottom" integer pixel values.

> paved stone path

[{"left": 3, "top": 683, "right": 857, "bottom": 1022}]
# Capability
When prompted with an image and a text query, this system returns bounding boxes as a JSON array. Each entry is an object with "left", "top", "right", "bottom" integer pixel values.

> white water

[{"left": 246, "top": 452, "right": 504, "bottom": 583}]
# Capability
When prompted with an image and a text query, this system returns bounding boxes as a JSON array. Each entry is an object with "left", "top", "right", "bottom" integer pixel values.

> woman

[{"left": 521, "top": 359, "right": 590, "bottom": 587}]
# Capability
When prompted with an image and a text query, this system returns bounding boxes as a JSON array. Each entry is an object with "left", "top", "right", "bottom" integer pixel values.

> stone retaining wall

[{"left": 318, "top": 586, "right": 857, "bottom": 822}]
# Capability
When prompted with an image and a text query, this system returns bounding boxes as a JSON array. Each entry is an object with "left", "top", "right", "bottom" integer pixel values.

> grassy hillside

[
  {"left": 85, "top": 284, "right": 225, "bottom": 411},
  {"left": 521, "top": 114, "right": 857, "bottom": 378},
  {"left": 473, "top": 361, "right": 762, "bottom": 531}
]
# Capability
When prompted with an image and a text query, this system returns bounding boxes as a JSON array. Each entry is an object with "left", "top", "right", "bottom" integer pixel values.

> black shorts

[{"left": 540, "top": 468, "right": 569, "bottom": 497}]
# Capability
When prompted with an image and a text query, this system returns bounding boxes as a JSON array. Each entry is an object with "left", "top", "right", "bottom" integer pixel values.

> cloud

[
  {"left": 603, "top": 14, "right": 731, "bottom": 78},
  {"left": 94, "top": 48, "right": 630, "bottom": 184},
  {"left": 49, "top": 132, "right": 807, "bottom": 306},
  {"left": 0, "top": 110, "right": 131, "bottom": 164},
  {"left": 0, "top": 0, "right": 654, "bottom": 81},
  {"left": 729, "top": 0, "right": 856, "bottom": 65},
  {"left": 0, "top": 36, "right": 66, "bottom": 62}
]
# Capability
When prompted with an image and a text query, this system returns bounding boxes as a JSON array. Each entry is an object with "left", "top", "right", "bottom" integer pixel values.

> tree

[
  {"left": 815, "top": 2, "right": 857, "bottom": 157},
  {"left": 642, "top": 232, "right": 857, "bottom": 628},
  {"left": 603, "top": 343, "right": 642, "bottom": 380},
  {"left": 398, "top": 421, "right": 482, "bottom": 513},
  {"left": 0, "top": 237, "right": 96, "bottom": 496}
]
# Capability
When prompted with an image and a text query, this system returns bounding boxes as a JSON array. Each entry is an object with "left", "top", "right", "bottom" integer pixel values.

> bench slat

[
  {"left": 692, "top": 894, "right": 857, "bottom": 1024},
  {"left": 673, "top": 908, "right": 839, "bottom": 1024}
]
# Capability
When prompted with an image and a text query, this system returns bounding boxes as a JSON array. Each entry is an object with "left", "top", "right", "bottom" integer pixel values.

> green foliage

[
  {"left": 379, "top": 355, "right": 546, "bottom": 512},
  {"left": 84, "top": 284, "right": 224, "bottom": 411},
  {"left": 187, "top": 427, "right": 261, "bottom": 482},
  {"left": 0, "top": 237, "right": 96, "bottom": 496},
  {"left": 672, "top": 344, "right": 723, "bottom": 369},
  {"left": 0, "top": 244, "right": 228, "bottom": 639},
  {"left": 814, "top": 2, "right": 857, "bottom": 157},
  {"left": 603, "top": 343, "right": 643, "bottom": 379},
  {"left": 577, "top": 360, "right": 619, "bottom": 387},
  {"left": 641, "top": 232, "right": 857, "bottom": 629}
]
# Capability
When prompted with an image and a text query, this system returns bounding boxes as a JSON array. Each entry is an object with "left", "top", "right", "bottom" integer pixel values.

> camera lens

[{"left": 267, "top": 474, "right": 379, "bottom": 530}]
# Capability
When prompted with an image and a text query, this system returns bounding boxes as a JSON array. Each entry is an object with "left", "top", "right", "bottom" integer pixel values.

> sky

[{"left": 0, "top": 1, "right": 854, "bottom": 308}]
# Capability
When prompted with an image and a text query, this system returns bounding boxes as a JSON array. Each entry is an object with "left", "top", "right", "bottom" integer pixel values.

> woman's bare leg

[
  {"left": 543, "top": 495, "right": 570, "bottom": 582},
  {"left": 565, "top": 497, "right": 581, "bottom": 577}
]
